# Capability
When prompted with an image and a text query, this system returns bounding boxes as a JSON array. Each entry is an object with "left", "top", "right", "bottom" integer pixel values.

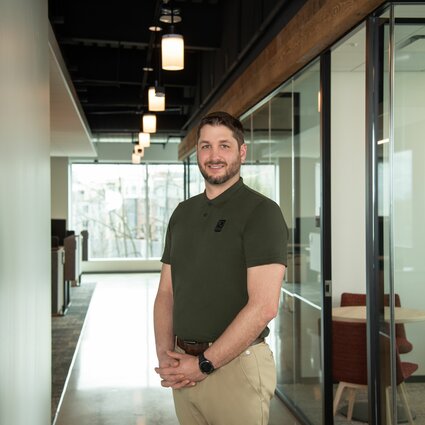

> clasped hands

[{"left": 155, "top": 350, "right": 207, "bottom": 389}]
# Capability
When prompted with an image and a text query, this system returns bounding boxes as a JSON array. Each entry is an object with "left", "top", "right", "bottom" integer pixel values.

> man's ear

[{"left": 240, "top": 143, "right": 247, "bottom": 163}]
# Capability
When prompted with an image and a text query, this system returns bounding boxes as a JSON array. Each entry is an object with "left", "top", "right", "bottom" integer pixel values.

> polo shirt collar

[{"left": 203, "top": 177, "right": 244, "bottom": 206}]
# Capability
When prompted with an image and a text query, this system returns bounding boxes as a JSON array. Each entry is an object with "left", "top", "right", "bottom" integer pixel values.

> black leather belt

[{"left": 176, "top": 337, "right": 265, "bottom": 356}]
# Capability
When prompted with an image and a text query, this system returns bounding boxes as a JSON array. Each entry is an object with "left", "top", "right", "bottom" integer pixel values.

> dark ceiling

[{"left": 48, "top": 0, "right": 305, "bottom": 142}]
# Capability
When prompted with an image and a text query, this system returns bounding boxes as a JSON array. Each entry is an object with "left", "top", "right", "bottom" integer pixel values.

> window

[{"left": 71, "top": 163, "right": 184, "bottom": 259}]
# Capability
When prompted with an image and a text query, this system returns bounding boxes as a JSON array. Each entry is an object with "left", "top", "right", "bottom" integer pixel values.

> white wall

[
  {"left": 51, "top": 157, "right": 69, "bottom": 219},
  {"left": 0, "top": 1, "right": 51, "bottom": 424},
  {"left": 331, "top": 72, "right": 366, "bottom": 305}
]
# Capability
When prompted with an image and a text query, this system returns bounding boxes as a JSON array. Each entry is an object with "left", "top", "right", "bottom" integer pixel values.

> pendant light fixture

[
  {"left": 148, "top": 85, "right": 165, "bottom": 111},
  {"left": 161, "top": 2, "right": 184, "bottom": 71},
  {"left": 132, "top": 153, "right": 141, "bottom": 164},
  {"left": 138, "top": 132, "right": 151, "bottom": 147},
  {"left": 162, "top": 27, "right": 184, "bottom": 70},
  {"left": 143, "top": 113, "right": 157, "bottom": 133}
]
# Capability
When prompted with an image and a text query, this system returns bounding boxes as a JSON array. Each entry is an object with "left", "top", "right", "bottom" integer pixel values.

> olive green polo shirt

[{"left": 161, "top": 178, "right": 288, "bottom": 342}]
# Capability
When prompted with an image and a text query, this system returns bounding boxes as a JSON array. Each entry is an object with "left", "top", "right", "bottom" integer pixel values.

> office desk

[{"left": 332, "top": 306, "right": 425, "bottom": 323}]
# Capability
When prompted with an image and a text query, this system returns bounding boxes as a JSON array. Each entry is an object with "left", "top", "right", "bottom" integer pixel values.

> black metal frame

[
  {"left": 366, "top": 13, "right": 384, "bottom": 425},
  {"left": 319, "top": 50, "right": 333, "bottom": 425}
]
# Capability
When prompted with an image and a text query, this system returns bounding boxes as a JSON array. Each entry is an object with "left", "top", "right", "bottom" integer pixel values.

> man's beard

[{"left": 198, "top": 160, "right": 241, "bottom": 185}]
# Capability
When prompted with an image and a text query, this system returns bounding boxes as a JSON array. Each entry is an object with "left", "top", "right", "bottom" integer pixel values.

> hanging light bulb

[
  {"left": 162, "top": 26, "right": 184, "bottom": 71},
  {"left": 132, "top": 153, "right": 141, "bottom": 164},
  {"left": 138, "top": 132, "right": 151, "bottom": 147},
  {"left": 148, "top": 86, "right": 165, "bottom": 111},
  {"left": 143, "top": 113, "right": 156, "bottom": 133}
]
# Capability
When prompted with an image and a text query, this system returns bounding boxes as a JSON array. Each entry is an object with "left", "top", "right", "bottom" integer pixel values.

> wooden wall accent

[{"left": 178, "top": 0, "right": 386, "bottom": 160}]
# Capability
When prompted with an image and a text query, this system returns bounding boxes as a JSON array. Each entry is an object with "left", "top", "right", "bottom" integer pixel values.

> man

[{"left": 154, "top": 111, "right": 288, "bottom": 425}]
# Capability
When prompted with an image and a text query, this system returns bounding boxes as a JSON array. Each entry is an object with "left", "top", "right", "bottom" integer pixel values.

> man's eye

[
  {"left": 221, "top": 145, "right": 230, "bottom": 149},
  {"left": 201, "top": 145, "right": 210, "bottom": 149}
]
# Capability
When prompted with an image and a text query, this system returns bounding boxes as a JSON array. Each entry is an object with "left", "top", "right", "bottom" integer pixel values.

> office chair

[
  {"left": 332, "top": 320, "right": 417, "bottom": 423},
  {"left": 340, "top": 292, "right": 413, "bottom": 354}
]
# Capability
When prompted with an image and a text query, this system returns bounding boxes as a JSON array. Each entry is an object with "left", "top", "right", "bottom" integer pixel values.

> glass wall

[
  {"left": 71, "top": 163, "right": 184, "bottom": 259},
  {"left": 240, "top": 60, "right": 323, "bottom": 425},
  {"left": 279, "top": 61, "right": 322, "bottom": 425},
  {"left": 330, "top": 24, "right": 368, "bottom": 425},
  {"left": 378, "top": 4, "right": 425, "bottom": 424}
]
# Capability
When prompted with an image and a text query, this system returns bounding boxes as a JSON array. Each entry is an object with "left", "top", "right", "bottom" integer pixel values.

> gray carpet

[{"left": 51, "top": 281, "right": 96, "bottom": 422}]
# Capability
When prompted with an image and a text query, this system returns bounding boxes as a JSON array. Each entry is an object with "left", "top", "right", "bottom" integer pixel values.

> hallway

[{"left": 54, "top": 273, "right": 300, "bottom": 425}]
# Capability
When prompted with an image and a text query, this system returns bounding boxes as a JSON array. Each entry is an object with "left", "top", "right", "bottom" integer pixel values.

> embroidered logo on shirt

[{"left": 214, "top": 219, "right": 226, "bottom": 232}]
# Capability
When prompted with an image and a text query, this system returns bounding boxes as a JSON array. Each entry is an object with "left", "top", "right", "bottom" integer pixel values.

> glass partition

[
  {"left": 278, "top": 60, "right": 322, "bottom": 425},
  {"left": 378, "top": 4, "right": 425, "bottom": 424},
  {"left": 241, "top": 59, "right": 323, "bottom": 425},
  {"left": 330, "top": 23, "right": 367, "bottom": 424}
]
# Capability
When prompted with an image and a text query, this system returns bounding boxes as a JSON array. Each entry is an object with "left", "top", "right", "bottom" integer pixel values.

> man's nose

[{"left": 208, "top": 146, "right": 222, "bottom": 159}]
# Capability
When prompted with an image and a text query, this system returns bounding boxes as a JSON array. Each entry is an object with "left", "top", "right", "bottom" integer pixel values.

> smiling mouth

[{"left": 207, "top": 162, "right": 226, "bottom": 169}]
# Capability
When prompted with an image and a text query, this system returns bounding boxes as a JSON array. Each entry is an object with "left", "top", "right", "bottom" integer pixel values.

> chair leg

[
  {"left": 386, "top": 386, "right": 393, "bottom": 425},
  {"left": 398, "top": 383, "right": 415, "bottom": 425},
  {"left": 333, "top": 382, "right": 345, "bottom": 416},
  {"left": 346, "top": 387, "right": 357, "bottom": 421}
]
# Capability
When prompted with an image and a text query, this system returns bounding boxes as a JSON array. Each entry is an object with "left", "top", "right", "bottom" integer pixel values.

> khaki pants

[{"left": 173, "top": 342, "right": 276, "bottom": 425}]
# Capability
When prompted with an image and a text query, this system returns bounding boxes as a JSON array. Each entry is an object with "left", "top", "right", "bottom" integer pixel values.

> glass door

[{"left": 376, "top": 4, "right": 425, "bottom": 424}]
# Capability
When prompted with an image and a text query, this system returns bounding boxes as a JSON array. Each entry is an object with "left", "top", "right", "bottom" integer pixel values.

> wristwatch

[{"left": 198, "top": 353, "right": 215, "bottom": 374}]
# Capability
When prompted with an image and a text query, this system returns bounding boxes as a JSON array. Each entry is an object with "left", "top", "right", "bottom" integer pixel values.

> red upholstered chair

[
  {"left": 332, "top": 321, "right": 368, "bottom": 420},
  {"left": 340, "top": 292, "right": 413, "bottom": 354},
  {"left": 332, "top": 320, "right": 418, "bottom": 423}
]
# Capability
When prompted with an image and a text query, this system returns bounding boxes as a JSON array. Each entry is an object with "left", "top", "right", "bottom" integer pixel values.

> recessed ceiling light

[
  {"left": 149, "top": 25, "right": 162, "bottom": 32},
  {"left": 142, "top": 67, "right": 154, "bottom": 72}
]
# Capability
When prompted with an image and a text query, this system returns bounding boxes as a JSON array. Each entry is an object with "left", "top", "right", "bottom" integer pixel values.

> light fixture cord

[{"left": 156, "top": 26, "right": 161, "bottom": 88}]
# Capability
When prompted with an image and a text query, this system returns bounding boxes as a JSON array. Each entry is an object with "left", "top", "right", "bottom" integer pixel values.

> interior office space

[{"left": 2, "top": 1, "right": 425, "bottom": 425}]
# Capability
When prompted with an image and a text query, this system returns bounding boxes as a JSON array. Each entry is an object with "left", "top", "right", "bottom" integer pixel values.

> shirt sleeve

[
  {"left": 161, "top": 221, "right": 172, "bottom": 264},
  {"left": 243, "top": 199, "right": 289, "bottom": 268}
]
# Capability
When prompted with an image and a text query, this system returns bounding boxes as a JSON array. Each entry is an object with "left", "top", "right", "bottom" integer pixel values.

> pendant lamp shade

[
  {"left": 143, "top": 113, "right": 157, "bottom": 133},
  {"left": 161, "top": 32, "right": 184, "bottom": 70},
  {"left": 148, "top": 86, "right": 165, "bottom": 111},
  {"left": 138, "top": 132, "right": 151, "bottom": 147},
  {"left": 132, "top": 153, "right": 141, "bottom": 164}
]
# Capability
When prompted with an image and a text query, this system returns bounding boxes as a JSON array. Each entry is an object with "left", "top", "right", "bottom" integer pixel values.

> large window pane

[{"left": 71, "top": 163, "right": 184, "bottom": 259}]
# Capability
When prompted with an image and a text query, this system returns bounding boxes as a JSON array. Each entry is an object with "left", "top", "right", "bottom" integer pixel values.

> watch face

[
  {"left": 200, "top": 359, "right": 214, "bottom": 374},
  {"left": 199, "top": 354, "right": 215, "bottom": 374}
]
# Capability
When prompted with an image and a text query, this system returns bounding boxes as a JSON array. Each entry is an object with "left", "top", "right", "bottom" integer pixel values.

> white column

[{"left": 0, "top": 0, "right": 51, "bottom": 424}]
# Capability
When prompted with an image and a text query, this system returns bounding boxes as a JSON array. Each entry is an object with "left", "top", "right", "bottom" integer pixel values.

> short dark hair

[{"left": 196, "top": 111, "right": 245, "bottom": 147}]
